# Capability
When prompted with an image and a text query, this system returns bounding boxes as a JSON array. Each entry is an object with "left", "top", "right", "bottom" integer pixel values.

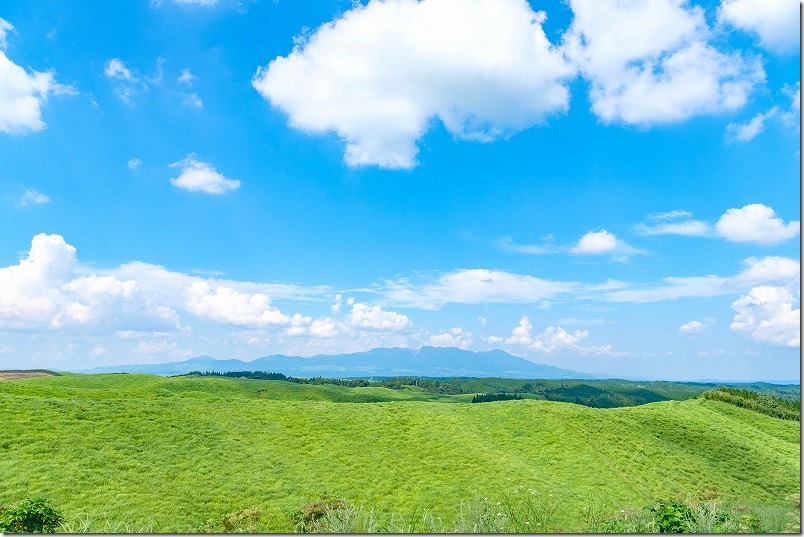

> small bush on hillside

[
  {"left": 196, "top": 507, "right": 263, "bottom": 533},
  {"left": 292, "top": 497, "right": 347, "bottom": 533},
  {"left": 0, "top": 498, "right": 63, "bottom": 533}
]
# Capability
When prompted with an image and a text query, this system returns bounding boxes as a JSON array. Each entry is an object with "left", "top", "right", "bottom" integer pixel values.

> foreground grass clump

[
  {"left": 292, "top": 491, "right": 798, "bottom": 533},
  {"left": 0, "top": 374, "right": 799, "bottom": 532},
  {"left": 0, "top": 498, "right": 63, "bottom": 533}
]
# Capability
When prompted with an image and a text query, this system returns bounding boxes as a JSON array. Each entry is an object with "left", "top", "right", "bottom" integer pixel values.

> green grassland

[{"left": 0, "top": 373, "right": 799, "bottom": 532}]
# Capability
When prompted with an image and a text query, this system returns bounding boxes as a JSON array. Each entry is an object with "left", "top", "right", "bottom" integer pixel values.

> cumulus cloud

[
  {"left": 571, "top": 230, "right": 642, "bottom": 258},
  {"left": 253, "top": 0, "right": 573, "bottom": 169},
  {"left": 381, "top": 268, "right": 578, "bottom": 310},
  {"left": 572, "top": 230, "right": 618, "bottom": 254},
  {"left": 169, "top": 154, "right": 240, "bottom": 194},
  {"left": 19, "top": 188, "right": 50, "bottom": 206},
  {"left": 563, "top": 0, "right": 763, "bottom": 125},
  {"left": 731, "top": 286, "right": 800, "bottom": 346},
  {"left": 428, "top": 327, "right": 472, "bottom": 349},
  {"left": 0, "top": 19, "right": 72, "bottom": 134},
  {"left": 348, "top": 302, "right": 411, "bottom": 331},
  {"left": 679, "top": 320, "right": 706, "bottom": 334},
  {"left": 309, "top": 318, "right": 339, "bottom": 338},
  {"left": 0, "top": 234, "right": 180, "bottom": 331},
  {"left": 496, "top": 315, "right": 613, "bottom": 354},
  {"left": 185, "top": 281, "right": 295, "bottom": 328},
  {"left": 718, "top": 0, "right": 800, "bottom": 54},
  {"left": 715, "top": 204, "right": 799, "bottom": 245},
  {"left": 725, "top": 107, "right": 778, "bottom": 142},
  {"left": 635, "top": 204, "right": 799, "bottom": 242},
  {"left": 727, "top": 256, "right": 800, "bottom": 289}
]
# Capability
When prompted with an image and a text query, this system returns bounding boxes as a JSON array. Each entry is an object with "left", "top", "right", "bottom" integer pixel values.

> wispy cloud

[{"left": 19, "top": 188, "right": 50, "bottom": 206}]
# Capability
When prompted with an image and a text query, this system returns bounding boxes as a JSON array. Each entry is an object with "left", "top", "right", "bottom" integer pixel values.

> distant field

[
  {"left": 0, "top": 370, "right": 57, "bottom": 381},
  {"left": 0, "top": 374, "right": 799, "bottom": 532}
]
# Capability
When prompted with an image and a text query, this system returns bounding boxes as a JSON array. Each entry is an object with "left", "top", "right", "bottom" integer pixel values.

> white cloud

[
  {"left": 0, "top": 20, "right": 71, "bottom": 134},
  {"left": 572, "top": 230, "right": 617, "bottom": 254},
  {"left": 182, "top": 92, "right": 203, "bottom": 108},
  {"left": 780, "top": 83, "right": 800, "bottom": 126},
  {"left": 718, "top": 0, "right": 800, "bottom": 54},
  {"left": 497, "top": 315, "right": 613, "bottom": 354},
  {"left": 104, "top": 58, "right": 134, "bottom": 81},
  {"left": 104, "top": 58, "right": 141, "bottom": 105},
  {"left": 635, "top": 210, "right": 711, "bottom": 236},
  {"left": 0, "top": 18, "right": 13, "bottom": 50},
  {"left": 309, "top": 318, "right": 339, "bottom": 338},
  {"left": 330, "top": 294, "right": 343, "bottom": 314},
  {"left": 679, "top": 320, "right": 706, "bottom": 334},
  {"left": 127, "top": 158, "right": 142, "bottom": 170},
  {"left": 185, "top": 281, "right": 294, "bottom": 328},
  {"left": 428, "top": 327, "right": 472, "bottom": 349},
  {"left": 563, "top": 0, "right": 763, "bottom": 125},
  {"left": 715, "top": 204, "right": 799, "bottom": 245},
  {"left": 505, "top": 316, "right": 534, "bottom": 345},
  {"left": 605, "top": 275, "right": 730, "bottom": 303},
  {"left": 730, "top": 286, "right": 800, "bottom": 347},
  {"left": 348, "top": 302, "right": 411, "bottom": 331},
  {"left": 725, "top": 107, "right": 778, "bottom": 142},
  {"left": 571, "top": 229, "right": 641, "bottom": 258},
  {"left": 605, "top": 255, "right": 800, "bottom": 303},
  {"left": 0, "top": 234, "right": 180, "bottom": 332},
  {"left": 19, "top": 188, "right": 50, "bottom": 206},
  {"left": 169, "top": 154, "right": 240, "bottom": 194},
  {"left": 648, "top": 210, "right": 692, "bottom": 221},
  {"left": 530, "top": 326, "right": 610, "bottom": 354},
  {"left": 253, "top": 0, "right": 573, "bottom": 169},
  {"left": 381, "top": 268, "right": 578, "bottom": 310},
  {"left": 177, "top": 68, "right": 196, "bottom": 85},
  {"left": 728, "top": 256, "right": 800, "bottom": 289},
  {"left": 635, "top": 220, "right": 711, "bottom": 237}
]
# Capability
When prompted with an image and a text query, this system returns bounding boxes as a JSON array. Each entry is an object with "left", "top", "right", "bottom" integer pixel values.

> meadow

[{"left": 0, "top": 373, "right": 800, "bottom": 532}]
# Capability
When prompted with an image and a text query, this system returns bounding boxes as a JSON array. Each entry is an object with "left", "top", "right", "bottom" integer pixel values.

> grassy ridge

[{"left": 0, "top": 374, "right": 799, "bottom": 532}]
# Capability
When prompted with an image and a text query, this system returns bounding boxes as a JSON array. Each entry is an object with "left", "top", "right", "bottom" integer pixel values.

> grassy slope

[{"left": 0, "top": 374, "right": 799, "bottom": 532}]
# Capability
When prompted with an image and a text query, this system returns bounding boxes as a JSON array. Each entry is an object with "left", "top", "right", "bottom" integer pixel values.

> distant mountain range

[{"left": 74, "top": 346, "right": 605, "bottom": 379}]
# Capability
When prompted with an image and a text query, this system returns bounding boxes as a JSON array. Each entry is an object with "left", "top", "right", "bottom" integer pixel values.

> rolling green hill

[{"left": 0, "top": 374, "right": 799, "bottom": 532}]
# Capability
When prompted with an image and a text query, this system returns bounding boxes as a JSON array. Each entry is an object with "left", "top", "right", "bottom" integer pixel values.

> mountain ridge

[{"left": 73, "top": 346, "right": 604, "bottom": 379}]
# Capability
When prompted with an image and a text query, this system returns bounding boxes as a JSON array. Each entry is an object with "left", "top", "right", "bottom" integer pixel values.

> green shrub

[
  {"left": 647, "top": 499, "right": 695, "bottom": 533},
  {"left": 0, "top": 498, "right": 63, "bottom": 533}
]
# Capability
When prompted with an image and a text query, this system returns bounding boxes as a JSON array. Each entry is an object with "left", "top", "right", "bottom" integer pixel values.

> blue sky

[{"left": 0, "top": 0, "right": 799, "bottom": 380}]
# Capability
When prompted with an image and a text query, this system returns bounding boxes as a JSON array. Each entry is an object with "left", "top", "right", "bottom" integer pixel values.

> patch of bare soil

[{"left": 0, "top": 371, "right": 57, "bottom": 380}]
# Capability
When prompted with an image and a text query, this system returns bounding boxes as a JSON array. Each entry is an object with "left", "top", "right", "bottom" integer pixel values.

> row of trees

[{"left": 702, "top": 388, "right": 800, "bottom": 421}]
